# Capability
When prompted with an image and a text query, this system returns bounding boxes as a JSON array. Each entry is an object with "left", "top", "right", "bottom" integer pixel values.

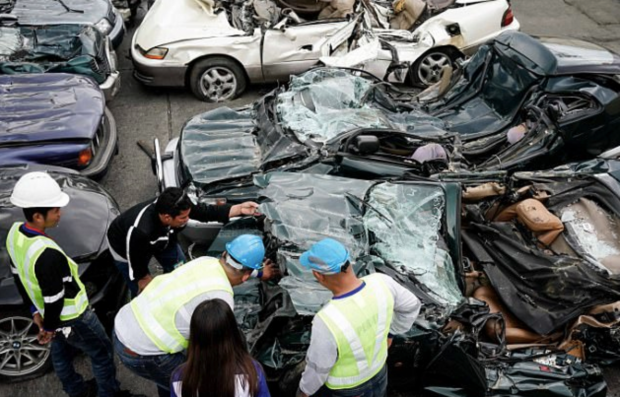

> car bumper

[
  {"left": 131, "top": 44, "right": 187, "bottom": 87},
  {"left": 109, "top": 9, "right": 126, "bottom": 49},
  {"left": 81, "top": 107, "right": 118, "bottom": 179},
  {"left": 100, "top": 71, "right": 121, "bottom": 102}
]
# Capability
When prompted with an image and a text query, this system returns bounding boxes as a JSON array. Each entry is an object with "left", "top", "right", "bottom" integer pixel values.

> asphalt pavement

[{"left": 1, "top": 0, "right": 620, "bottom": 396}]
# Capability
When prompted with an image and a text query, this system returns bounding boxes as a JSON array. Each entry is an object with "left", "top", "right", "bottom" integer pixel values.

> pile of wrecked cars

[
  {"left": 0, "top": 1, "right": 127, "bottom": 379},
  {"left": 151, "top": 31, "right": 620, "bottom": 396},
  {"left": 131, "top": 0, "right": 519, "bottom": 101},
  {"left": 0, "top": 0, "right": 123, "bottom": 179}
]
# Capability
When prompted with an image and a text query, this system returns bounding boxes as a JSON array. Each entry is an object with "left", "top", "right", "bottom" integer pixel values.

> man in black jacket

[{"left": 107, "top": 187, "right": 262, "bottom": 296}]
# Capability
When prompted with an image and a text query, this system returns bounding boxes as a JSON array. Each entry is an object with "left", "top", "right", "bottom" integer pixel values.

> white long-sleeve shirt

[{"left": 299, "top": 274, "right": 421, "bottom": 395}]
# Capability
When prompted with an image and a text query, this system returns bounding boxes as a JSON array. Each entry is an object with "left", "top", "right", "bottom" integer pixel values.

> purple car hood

[{"left": 0, "top": 74, "right": 105, "bottom": 144}]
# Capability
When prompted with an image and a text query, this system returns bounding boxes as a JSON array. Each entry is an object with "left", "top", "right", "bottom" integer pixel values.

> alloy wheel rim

[
  {"left": 199, "top": 67, "right": 237, "bottom": 102},
  {"left": 418, "top": 53, "right": 451, "bottom": 86},
  {"left": 0, "top": 316, "right": 50, "bottom": 377}
]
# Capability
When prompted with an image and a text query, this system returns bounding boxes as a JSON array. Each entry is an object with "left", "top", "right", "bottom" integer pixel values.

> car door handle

[{"left": 300, "top": 45, "right": 313, "bottom": 51}]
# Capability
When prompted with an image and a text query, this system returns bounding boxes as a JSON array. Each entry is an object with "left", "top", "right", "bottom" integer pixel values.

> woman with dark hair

[{"left": 170, "top": 299, "right": 271, "bottom": 397}]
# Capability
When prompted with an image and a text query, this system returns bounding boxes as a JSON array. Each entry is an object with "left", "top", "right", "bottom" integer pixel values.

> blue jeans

[
  {"left": 114, "top": 243, "right": 186, "bottom": 298},
  {"left": 314, "top": 365, "right": 388, "bottom": 397},
  {"left": 113, "top": 331, "right": 185, "bottom": 397},
  {"left": 51, "top": 309, "right": 120, "bottom": 397}
]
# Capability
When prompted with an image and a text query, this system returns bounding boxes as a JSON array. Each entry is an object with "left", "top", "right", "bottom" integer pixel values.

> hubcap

[
  {"left": 199, "top": 67, "right": 237, "bottom": 102},
  {"left": 418, "top": 52, "right": 452, "bottom": 86},
  {"left": 0, "top": 316, "right": 50, "bottom": 377}
]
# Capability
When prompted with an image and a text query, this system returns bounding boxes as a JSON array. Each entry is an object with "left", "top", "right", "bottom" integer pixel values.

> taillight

[{"left": 502, "top": 6, "right": 514, "bottom": 27}]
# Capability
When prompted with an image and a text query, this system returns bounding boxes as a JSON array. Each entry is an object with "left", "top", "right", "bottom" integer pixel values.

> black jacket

[{"left": 106, "top": 199, "right": 231, "bottom": 280}]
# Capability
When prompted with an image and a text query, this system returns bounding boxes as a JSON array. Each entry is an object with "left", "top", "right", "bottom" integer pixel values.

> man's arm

[
  {"left": 298, "top": 317, "right": 338, "bottom": 396},
  {"left": 190, "top": 201, "right": 260, "bottom": 224},
  {"left": 10, "top": 258, "right": 36, "bottom": 314},
  {"left": 189, "top": 202, "right": 233, "bottom": 224},
  {"left": 34, "top": 249, "right": 72, "bottom": 332},
  {"left": 378, "top": 274, "right": 421, "bottom": 335}
]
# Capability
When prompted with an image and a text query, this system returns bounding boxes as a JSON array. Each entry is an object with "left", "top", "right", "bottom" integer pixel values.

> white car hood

[{"left": 136, "top": 0, "right": 246, "bottom": 50}]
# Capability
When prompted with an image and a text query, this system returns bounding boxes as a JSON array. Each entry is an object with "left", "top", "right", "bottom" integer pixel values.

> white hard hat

[{"left": 10, "top": 172, "right": 70, "bottom": 208}]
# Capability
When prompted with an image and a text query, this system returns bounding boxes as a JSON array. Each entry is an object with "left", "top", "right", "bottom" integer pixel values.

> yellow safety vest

[
  {"left": 131, "top": 257, "right": 233, "bottom": 353},
  {"left": 6, "top": 222, "right": 89, "bottom": 321},
  {"left": 317, "top": 274, "right": 394, "bottom": 389}
]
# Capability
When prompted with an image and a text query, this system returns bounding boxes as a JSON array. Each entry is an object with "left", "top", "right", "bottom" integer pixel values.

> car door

[{"left": 261, "top": 14, "right": 361, "bottom": 82}]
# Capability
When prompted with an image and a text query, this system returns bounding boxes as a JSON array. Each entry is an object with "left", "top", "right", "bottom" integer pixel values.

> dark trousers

[
  {"left": 314, "top": 364, "right": 388, "bottom": 397},
  {"left": 114, "top": 243, "right": 186, "bottom": 298},
  {"left": 51, "top": 309, "right": 120, "bottom": 397},
  {"left": 113, "top": 331, "right": 185, "bottom": 397}
]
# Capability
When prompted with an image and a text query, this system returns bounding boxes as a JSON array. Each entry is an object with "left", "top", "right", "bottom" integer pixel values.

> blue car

[{"left": 0, "top": 73, "right": 118, "bottom": 179}]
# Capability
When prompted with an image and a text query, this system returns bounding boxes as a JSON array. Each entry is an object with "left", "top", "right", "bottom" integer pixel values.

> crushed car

[
  {"left": 184, "top": 165, "right": 620, "bottom": 397},
  {"left": 131, "top": 0, "right": 518, "bottom": 101},
  {"left": 0, "top": 164, "right": 127, "bottom": 382},
  {"left": 0, "top": 0, "right": 125, "bottom": 48},
  {"left": 153, "top": 31, "right": 620, "bottom": 241},
  {"left": 0, "top": 19, "right": 120, "bottom": 101},
  {"left": 0, "top": 74, "right": 118, "bottom": 179}
]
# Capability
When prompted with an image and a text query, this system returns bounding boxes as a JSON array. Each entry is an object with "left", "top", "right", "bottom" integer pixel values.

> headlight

[
  {"left": 142, "top": 47, "right": 169, "bottom": 60},
  {"left": 95, "top": 18, "right": 113, "bottom": 35}
]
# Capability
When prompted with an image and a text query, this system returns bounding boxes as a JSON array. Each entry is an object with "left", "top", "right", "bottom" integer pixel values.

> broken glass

[
  {"left": 276, "top": 69, "right": 445, "bottom": 143},
  {"left": 0, "top": 27, "right": 21, "bottom": 61},
  {"left": 364, "top": 183, "right": 463, "bottom": 307}
]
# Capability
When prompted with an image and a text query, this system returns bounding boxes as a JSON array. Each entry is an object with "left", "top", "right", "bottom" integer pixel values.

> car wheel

[
  {"left": 411, "top": 49, "right": 456, "bottom": 88},
  {"left": 189, "top": 57, "right": 247, "bottom": 102},
  {"left": 0, "top": 312, "right": 52, "bottom": 382}
]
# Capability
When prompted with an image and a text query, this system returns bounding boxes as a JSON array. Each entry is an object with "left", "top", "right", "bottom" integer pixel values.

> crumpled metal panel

[
  {"left": 364, "top": 183, "right": 463, "bottom": 307},
  {"left": 180, "top": 107, "right": 261, "bottom": 187},
  {"left": 9, "top": 0, "right": 111, "bottom": 25},
  {"left": 277, "top": 69, "right": 445, "bottom": 143},
  {"left": 0, "top": 73, "right": 104, "bottom": 142}
]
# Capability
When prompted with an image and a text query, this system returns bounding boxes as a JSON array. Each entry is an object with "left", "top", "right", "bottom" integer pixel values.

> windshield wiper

[
  {"left": 55, "top": 0, "right": 84, "bottom": 14},
  {"left": 345, "top": 191, "right": 393, "bottom": 225}
]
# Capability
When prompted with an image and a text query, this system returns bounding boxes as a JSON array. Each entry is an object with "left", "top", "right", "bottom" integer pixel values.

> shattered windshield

[
  {"left": 258, "top": 173, "right": 461, "bottom": 315},
  {"left": 277, "top": 69, "right": 445, "bottom": 143},
  {"left": 364, "top": 183, "right": 463, "bottom": 307}
]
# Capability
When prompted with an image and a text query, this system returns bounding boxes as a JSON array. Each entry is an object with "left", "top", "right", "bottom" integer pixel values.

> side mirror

[{"left": 354, "top": 135, "right": 380, "bottom": 155}]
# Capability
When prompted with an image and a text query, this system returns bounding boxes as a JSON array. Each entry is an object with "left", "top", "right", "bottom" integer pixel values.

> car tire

[
  {"left": 0, "top": 311, "right": 52, "bottom": 382},
  {"left": 410, "top": 49, "right": 457, "bottom": 88},
  {"left": 189, "top": 57, "right": 247, "bottom": 102}
]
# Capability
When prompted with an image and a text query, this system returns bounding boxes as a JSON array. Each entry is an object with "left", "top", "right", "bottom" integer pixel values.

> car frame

[
  {"left": 0, "top": 73, "right": 118, "bottom": 179},
  {"left": 4, "top": 0, "right": 125, "bottom": 48},
  {"left": 130, "top": 0, "right": 518, "bottom": 101}
]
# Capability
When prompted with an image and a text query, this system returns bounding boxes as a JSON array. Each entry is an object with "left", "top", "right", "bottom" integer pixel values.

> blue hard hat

[
  {"left": 225, "top": 234, "right": 265, "bottom": 270},
  {"left": 300, "top": 238, "right": 350, "bottom": 275}
]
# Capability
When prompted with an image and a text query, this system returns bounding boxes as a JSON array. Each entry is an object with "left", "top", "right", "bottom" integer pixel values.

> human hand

[
  {"left": 387, "top": 337, "right": 393, "bottom": 349},
  {"left": 37, "top": 330, "right": 54, "bottom": 345},
  {"left": 230, "top": 202, "right": 260, "bottom": 217},
  {"left": 260, "top": 259, "right": 281, "bottom": 281},
  {"left": 137, "top": 274, "right": 154, "bottom": 293}
]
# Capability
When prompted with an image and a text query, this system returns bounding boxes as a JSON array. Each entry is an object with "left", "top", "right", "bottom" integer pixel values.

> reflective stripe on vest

[
  {"left": 130, "top": 257, "right": 233, "bottom": 354},
  {"left": 317, "top": 274, "right": 394, "bottom": 389},
  {"left": 6, "top": 222, "right": 89, "bottom": 321}
]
